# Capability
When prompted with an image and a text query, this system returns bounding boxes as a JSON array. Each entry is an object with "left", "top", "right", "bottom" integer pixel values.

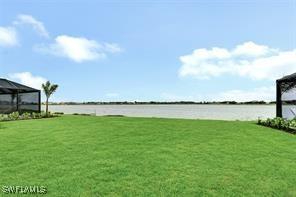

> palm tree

[{"left": 42, "top": 81, "right": 58, "bottom": 116}]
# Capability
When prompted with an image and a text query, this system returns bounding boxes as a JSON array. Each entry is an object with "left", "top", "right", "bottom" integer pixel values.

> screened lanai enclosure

[
  {"left": 276, "top": 73, "right": 296, "bottom": 119},
  {"left": 0, "top": 78, "right": 41, "bottom": 114}
]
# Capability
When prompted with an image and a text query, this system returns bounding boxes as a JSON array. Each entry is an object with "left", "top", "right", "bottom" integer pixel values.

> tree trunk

[{"left": 46, "top": 97, "right": 49, "bottom": 116}]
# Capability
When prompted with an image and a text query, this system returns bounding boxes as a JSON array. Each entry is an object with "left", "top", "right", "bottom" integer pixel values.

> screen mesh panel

[
  {"left": 0, "top": 94, "right": 17, "bottom": 113},
  {"left": 18, "top": 92, "right": 40, "bottom": 113},
  {"left": 277, "top": 74, "right": 296, "bottom": 119},
  {"left": 282, "top": 88, "right": 296, "bottom": 119},
  {"left": 0, "top": 79, "right": 40, "bottom": 114},
  {"left": 0, "top": 92, "right": 40, "bottom": 114}
]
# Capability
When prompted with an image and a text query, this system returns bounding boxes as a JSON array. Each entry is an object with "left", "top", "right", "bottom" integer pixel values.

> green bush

[
  {"left": 0, "top": 114, "right": 10, "bottom": 121},
  {"left": 72, "top": 113, "right": 90, "bottom": 116},
  {"left": 21, "top": 112, "right": 32, "bottom": 120},
  {"left": 258, "top": 117, "right": 296, "bottom": 134},
  {"left": 8, "top": 112, "right": 20, "bottom": 121},
  {"left": 31, "top": 112, "right": 41, "bottom": 119},
  {"left": 0, "top": 111, "right": 60, "bottom": 122},
  {"left": 53, "top": 112, "right": 64, "bottom": 115}
]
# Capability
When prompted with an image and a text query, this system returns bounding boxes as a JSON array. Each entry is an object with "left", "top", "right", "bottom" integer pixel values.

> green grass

[{"left": 0, "top": 115, "right": 295, "bottom": 196}]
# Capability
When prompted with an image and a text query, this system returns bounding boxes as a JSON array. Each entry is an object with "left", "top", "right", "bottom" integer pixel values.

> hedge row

[
  {"left": 0, "top": 111, "right": 61, "bottom": 122},
  {"left": 258, "top": 117, "right": 296, "bottom": 134}
]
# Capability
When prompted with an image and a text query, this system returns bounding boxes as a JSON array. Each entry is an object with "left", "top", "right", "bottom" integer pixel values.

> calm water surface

[{"left": 42, "top": 104, "right": 276, "bottom": 120}]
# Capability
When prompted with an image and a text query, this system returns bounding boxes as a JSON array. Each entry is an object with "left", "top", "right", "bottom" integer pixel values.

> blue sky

[{"left": 0, "top": 0, "right": 295, "bottom": 102}]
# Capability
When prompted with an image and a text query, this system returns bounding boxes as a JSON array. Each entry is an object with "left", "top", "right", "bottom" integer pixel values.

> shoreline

[{"left": 45, "top": 103, "right": 276, "bottom": 106}]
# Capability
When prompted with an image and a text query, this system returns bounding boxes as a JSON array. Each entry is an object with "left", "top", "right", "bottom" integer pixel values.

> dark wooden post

[{"left": 276, "top": 81, "right": 282, "bottom": 117}]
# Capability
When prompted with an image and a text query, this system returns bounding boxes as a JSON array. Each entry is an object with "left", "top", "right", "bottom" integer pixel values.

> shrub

[
  {"left": 8, "top": 112, "right": 20, "bottom": 121},
  {"left": 21, "top": 112, "right": 32, "bottom": 120},
  {"left": 72, "top": 113, "right": 90, "bottom": 116},
  {"left": 0, "top": 111, "right": 60, "bottom": 122},
  {"left": 32, "top": 112, "right": 41, "bottom": 119},
  {"left": 103, "top": 115, "right": 125, "bottom": 117},
  {"left": 53, "top": 112, "right": 64, "bottom": 115},
  {"left": 258, "top": 117, "right": 296, "bottom": 134},
  {"left": 0, "top": 114, "right": 10, "bottom": 121}
]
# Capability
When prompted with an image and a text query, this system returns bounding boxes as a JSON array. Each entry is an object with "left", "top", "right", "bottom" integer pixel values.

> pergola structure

[
  {"left": 0, "top": 78, "right": 41, "bottom": 114},
  {"left": 276, "top": 73, "right": 296, "bottom": 119}
]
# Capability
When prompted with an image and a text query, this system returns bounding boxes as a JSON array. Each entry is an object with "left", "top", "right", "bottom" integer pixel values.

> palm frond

[{"left": 42, "top": 81, "right": 58, "bottom": 98}]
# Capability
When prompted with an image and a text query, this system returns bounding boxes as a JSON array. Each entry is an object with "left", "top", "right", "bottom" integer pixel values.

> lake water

[{"left": 42, "top": 104, "right": 276, "bottom": 120}]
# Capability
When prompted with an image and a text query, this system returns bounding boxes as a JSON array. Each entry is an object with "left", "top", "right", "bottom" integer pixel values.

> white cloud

[
  {"left": 103, "top": 43, "right": 123, "bottom": 53},
  {"left": 35, "top": 35, "right": 122, "bottom": 62},
  {"left": 232, "top": 41, "right": 273, "bottom": 57},
  {"left": 179, "top": 41, "right": 296, "bottom": 80},
  {"left": 0, "top": 26, "right": 18, "bottom": 47},
  {"left": 13, "top": 14, "right": 49, "bottom": 38},
  {"left": 9, "top": 72, "right": 47, "bottom": 90}
]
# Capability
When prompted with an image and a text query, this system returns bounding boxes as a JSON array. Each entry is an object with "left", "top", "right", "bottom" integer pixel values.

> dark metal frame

[
  {"left": 0, "top": 78, "right": 41, "bottom": 114},
  {"left": 276, "top": 81, "right": 282, "bottom": 117},
  {"left": 276, "top": 73, "right": 296, "bottom": 118}
]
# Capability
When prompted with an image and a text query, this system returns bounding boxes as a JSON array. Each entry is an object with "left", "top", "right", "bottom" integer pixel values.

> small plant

[
  {"left": 8, "top": 112, "right": 20, "bottom": 121},
  {"left": 0, "top": 111, "right": 60, "bottom": 122},
  {"left": 31, "top": 112, "right": 40, "bottom": 119},
  {"left": 258, "top": 117, "right": 296, "bottom": 134},
  {"left": 21, "top": 112, "right": 32, "bottom": 120},
  {"left": 53, "top": 112, "right": 64, "bottom": 115},
  {"left": 72, "top": 113, "right": 90, "bottom": 116},
  {"left": 0, "top": 114, "right": 10, "bottom": 121}
]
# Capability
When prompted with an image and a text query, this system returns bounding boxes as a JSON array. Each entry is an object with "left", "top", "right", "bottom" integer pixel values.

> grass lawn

[{"left": 0, "top": 115, "right": 295, "bottom": 196}]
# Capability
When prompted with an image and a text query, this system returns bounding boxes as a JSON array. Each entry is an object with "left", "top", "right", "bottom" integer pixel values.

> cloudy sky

[{"left": 0, "top": 0, "right": 295, "bottom": 102}]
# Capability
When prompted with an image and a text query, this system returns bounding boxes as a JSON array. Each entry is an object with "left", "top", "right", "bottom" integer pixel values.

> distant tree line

[{"left": 43, "top": 100, "right": 276, "bottom": 105}]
